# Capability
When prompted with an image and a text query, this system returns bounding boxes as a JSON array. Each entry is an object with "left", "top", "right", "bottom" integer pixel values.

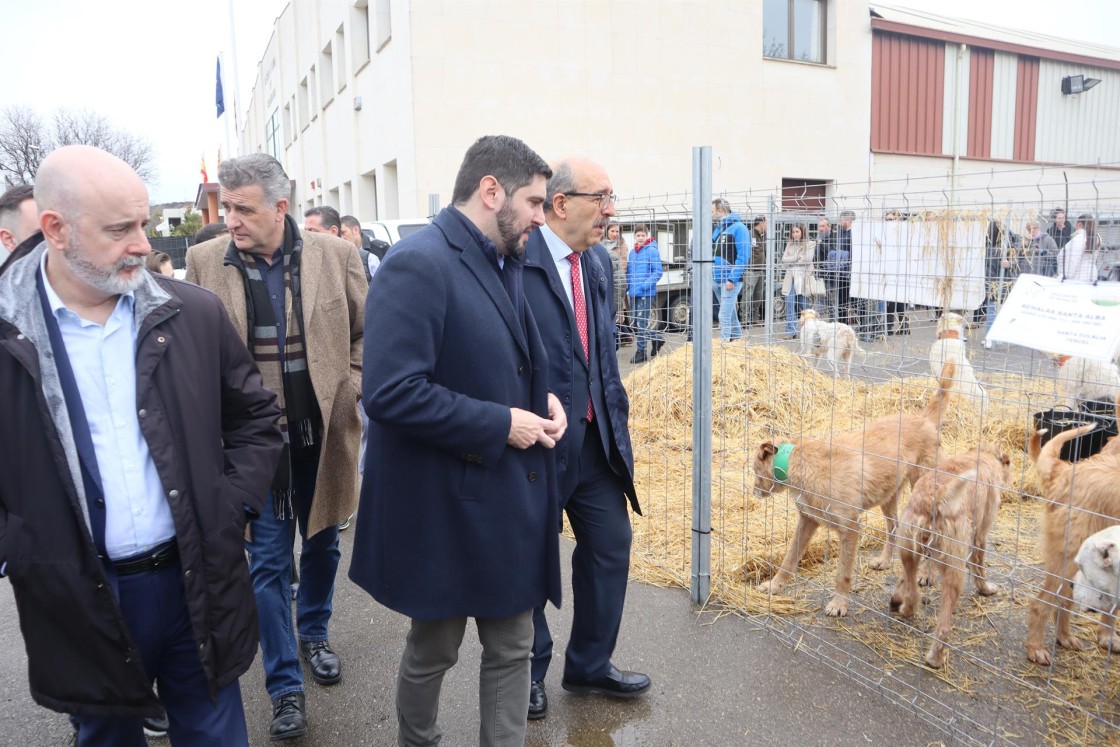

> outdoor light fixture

[{"left": 1061, "top": 74, "right": 1101, "bottom": 95}]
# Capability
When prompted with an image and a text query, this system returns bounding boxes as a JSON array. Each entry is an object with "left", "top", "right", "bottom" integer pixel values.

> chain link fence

[{"left": 615, "top": 162, "right": 1120, "bottom": 745}]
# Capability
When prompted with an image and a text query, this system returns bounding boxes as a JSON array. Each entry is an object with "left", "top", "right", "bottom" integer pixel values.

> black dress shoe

[
  {"left": 269, "top": 692, "right": 307, "bottom": 741},
  {"left": 528, "top": 680, "right": 548, "bottom": 720},
  {"left": 561, "top": 665, "right": 651, "bottom": 698},
  {"left": 629, "top": 351, "right": 648, "bottom": 364},
  {"left": 300, "top": 640, "right": 342, "bottom": 685}
]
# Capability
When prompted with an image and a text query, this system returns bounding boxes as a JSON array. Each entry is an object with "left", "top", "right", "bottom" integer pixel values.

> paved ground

[
  {"left": 0, "top": 535, "right": 945, "bottom": 746},
  {"left": 3, "top": 306, "right": 1042, "bottom": 747}
]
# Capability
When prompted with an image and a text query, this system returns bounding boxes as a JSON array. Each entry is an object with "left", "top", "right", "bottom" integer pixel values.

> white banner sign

[
  {"left": 850, "top": 220, "right": 987, "bottom": 310},
  {"left": 987, "top": 274, "right": 1120, "bottom": 361}
]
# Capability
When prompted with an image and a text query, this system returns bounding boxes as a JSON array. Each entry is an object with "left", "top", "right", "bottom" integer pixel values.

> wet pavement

[
  {"left": 2, "top": 310, "right": 1010, "bottom": 746},
  {"left": 0, "top": 535, "right": 942, "bottom": 746}
]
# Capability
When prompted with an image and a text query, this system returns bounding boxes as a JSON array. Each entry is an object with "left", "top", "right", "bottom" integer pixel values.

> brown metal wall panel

[
  {"left": 870, "top": 37, "right": 882, "bottom": 150},
  {"left": 891, "top": 35, "right": 901, "bottom": 152},
  {"left": 871, "top": 17, "right": 1120, "bottom": 72},
  {"left": 932, "top": 42, "right": 945, "bottom": 153},
  {"left": 968, "top": 49, "right": 994, "bottom": 159},
  {"left": 871, "top": 33, "right": 945, "bottom": 155},
  {"left": 1014, "top": 57, "right": 1039, "bottom": 162}
]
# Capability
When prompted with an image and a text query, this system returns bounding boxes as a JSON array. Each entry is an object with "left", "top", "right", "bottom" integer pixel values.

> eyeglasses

[{"left": 563, "top": 192, "right": 617, "bottom": 209}]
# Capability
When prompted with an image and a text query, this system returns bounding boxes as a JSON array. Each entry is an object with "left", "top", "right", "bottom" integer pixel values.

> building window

[
  {"left": 780, "top": 178, "right": 828, "bottom": 212},
  {"left": 309, "top": 67, "right": 318, "bottom": 121},
  {"left": 351, "top": 2, "right": 371, "bottom": 71},
  {"left": 298, "top": 78, "right": 310, "bottom": 130},
  {"left": 375, "top": 0, "right": 391, "bottom": 52},
  {"left": 335, "top": 25, "right": 347, "bottom": 92},
  {"left": 320, "top": 44, "right": 335, "bottom": 108},
  {"left": 265, "top": 110, "right": 281, "bottom": 161},
  {"left": 763, "top": 0, "right": 825, "bottom": 64}
]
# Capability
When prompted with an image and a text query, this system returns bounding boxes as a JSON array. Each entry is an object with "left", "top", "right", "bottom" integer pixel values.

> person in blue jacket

[
  {"left": 711, "top": 199, "right": 750, "bottom": 342},
  {"left": 626, "top": 225, "right": 663, "bottom": 364}
]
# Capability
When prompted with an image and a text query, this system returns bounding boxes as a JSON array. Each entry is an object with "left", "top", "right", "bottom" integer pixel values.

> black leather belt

[{"left": 111, "top": 539, "right": 179, "bottom": 576}]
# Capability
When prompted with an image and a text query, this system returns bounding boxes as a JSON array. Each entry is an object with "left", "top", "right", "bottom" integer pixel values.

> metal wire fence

[{"left": 614, "top": 162, "right": 1120, "bottom": 746}]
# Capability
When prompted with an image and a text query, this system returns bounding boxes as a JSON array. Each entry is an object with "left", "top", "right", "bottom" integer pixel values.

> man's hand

[
  {"left": 545, "top": 392, "right": 568, "bottom": 443},
  {"left": 509, "top": 408, "right": 558, "bottom": 449},
  {"left": 507, "top": 395, "right": 568, "bottom": 449}
]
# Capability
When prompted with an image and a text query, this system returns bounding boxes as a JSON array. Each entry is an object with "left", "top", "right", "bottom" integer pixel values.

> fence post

[
  {"left": 690, "top": 146, "right": 713, "bottom": 605},
  {"left": 765, "top": 194, "right": 777, "bottom": 341}
]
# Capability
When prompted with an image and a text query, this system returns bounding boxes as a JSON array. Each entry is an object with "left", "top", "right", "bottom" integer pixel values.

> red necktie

[{"left": 567, "top": 253, "right": 594, "bottom": 422}]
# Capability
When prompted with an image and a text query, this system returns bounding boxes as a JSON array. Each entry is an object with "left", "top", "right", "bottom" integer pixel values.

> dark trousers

[
  {"left": 531, "top": 425, "right": 632, "bottom": 683},
  {"left": 73, "top": 561, "right": 247, "bottom": 746}
]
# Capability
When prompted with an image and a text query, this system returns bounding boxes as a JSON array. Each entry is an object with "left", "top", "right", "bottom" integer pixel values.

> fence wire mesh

[{"left": 612, "top": 165, "right": 1120, "bottom": 746}]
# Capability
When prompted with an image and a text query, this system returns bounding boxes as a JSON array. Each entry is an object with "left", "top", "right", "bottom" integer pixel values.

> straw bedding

[{"left": 618, "top": 342, "right": 1120, "bottom": 746}]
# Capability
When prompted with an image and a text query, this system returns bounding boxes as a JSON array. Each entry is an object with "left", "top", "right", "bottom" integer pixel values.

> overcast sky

[{"left": 1, "top": 0, "right": 1115, "bottom": 203}]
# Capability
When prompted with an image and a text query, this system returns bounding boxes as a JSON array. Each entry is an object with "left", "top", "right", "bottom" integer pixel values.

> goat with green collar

[{"left": 753, "top": 363, "right": 956, "bottom": 617}]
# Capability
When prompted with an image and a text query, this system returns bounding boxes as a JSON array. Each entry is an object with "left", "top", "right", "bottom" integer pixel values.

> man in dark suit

[
  {"left": 349, "top": 135, "right": 567, "bottom": 746},
  {"left": 522, "top": 157, "right": 649, "bottom": 720}
]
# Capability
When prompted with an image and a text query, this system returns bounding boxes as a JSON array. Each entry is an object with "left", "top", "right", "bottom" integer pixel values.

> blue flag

[{"left": 216, "top": 57, "right": 225, "bottom": 119}]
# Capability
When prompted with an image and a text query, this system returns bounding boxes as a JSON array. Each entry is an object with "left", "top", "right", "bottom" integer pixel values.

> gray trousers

[
  {"left": 396, "top": 610, "right": 533, "bottom": 747},
  {"left": 742, "top": 271, "right": 767, "bottom": 320}
]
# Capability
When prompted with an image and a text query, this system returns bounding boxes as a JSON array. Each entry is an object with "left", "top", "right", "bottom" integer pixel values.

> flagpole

[
  {"left": 219, "top": 53, "right": 232, "bottom": 167},
  {"left": 226, "top": 0, "right": 241, "bottom": 157}
]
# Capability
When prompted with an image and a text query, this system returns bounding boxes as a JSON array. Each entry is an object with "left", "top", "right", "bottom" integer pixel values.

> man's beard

[
  {"left": 496, "top": 199, "right": 528, "bottom": 257},
  {"left": 64, "top": 235, "right": 147, "bottom": 295}
]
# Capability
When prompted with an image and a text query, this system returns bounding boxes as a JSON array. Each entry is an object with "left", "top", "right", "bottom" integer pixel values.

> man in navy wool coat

[
  {"left": 349, "top": 135, "right": 568, "bottom": 747},
  {"left": 521, "top": 157, "right": 649, "bottom": 721}
]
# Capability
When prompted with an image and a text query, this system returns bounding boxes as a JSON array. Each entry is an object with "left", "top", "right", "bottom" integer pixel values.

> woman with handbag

[{"left": 781, "top": 223, "right": 817, "bottom": 338}]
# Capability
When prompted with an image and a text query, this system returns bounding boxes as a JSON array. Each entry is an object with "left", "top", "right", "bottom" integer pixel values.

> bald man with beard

[
  {"left": 521, "top": 157, "right": 648, "bottom": 720},
  {"left": 0, "top": 145, "right": 282, "bottom": 746}
]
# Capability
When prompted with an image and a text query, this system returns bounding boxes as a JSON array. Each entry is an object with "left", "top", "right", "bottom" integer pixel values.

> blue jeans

[
  {"left": 629, "top": 295, "right": 660, "bottom": 352},
  {"left": 785, "top": 293, "right": 811, "bottom": 334},
  {"left": 246, "top": 441, "right": 341, "bottom": 699},
  {"left": 985, "top": 296, "right": 999, "bottom": 333},
  {"left": 717, "top": 282, "right": 744, "bottom": 341}
]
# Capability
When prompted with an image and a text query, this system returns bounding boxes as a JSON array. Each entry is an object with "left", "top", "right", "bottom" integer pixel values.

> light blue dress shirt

[{"left": 41, "top": 253, "right": 175, "bottom": 560}]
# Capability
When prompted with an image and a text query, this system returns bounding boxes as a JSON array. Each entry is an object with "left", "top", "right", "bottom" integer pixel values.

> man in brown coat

[{"left": 186, "top": 153, "right": 366, "bottom": 741}]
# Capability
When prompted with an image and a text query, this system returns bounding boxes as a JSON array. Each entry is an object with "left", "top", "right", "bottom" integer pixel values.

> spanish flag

[{"left": 200, "top": 156, "right": 208, "bottom": 183}]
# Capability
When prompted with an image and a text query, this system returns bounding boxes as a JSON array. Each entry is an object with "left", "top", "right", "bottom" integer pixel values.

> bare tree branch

[
  {"left": 0, "top": 106, "right": 48, "bottom": 187},
  {"left": 0, "top": 106, "right": 157, "bottom": 186}
]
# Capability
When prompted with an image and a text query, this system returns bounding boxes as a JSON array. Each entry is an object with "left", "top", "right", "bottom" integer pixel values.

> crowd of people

[
  {"left": 0, "top": 141, "right": 1110, "bottom": 746},
  {"left": 0, "top": 138, "right": 650, "bottom": 746}
]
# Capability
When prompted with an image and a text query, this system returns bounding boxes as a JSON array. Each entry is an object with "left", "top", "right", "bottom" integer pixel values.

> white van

[{"left": 360, "top": 219, "right": 430, "bottom": 257}]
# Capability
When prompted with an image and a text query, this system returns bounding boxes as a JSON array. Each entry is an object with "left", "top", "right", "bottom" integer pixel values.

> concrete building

[
  {"left": 236, "top": 1, "right": 1120, "bottom": 219},
  {"left": 153, "top": 205, "right": 192, "bottom": 237}
]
